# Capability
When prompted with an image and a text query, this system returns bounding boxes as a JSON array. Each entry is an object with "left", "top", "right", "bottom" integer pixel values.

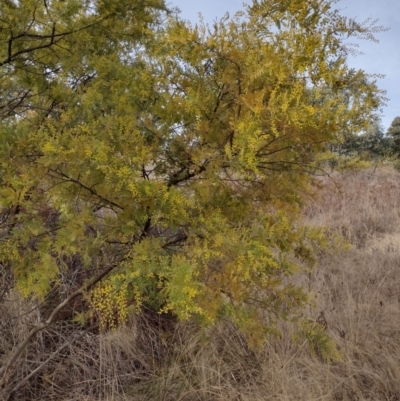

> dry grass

[{"left": 1, "top": 166, "right": 400, "bottom": 400}]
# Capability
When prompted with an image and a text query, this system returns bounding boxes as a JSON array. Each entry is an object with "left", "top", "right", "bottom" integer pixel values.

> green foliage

[
  {"left": 387, "top": 116, "right": 400, "bottom": 149},
  {"left": 0, "top": 0, "right": 385, "bottom": 348},
  {"left": 295, "top": 319, "right": 343, "bottom": 362},
  {"left": 387, "top": 116, "right": 400, "bottom": 137},
  {"left": 329, "top": 119, "right": 393, "bottom": 161}
]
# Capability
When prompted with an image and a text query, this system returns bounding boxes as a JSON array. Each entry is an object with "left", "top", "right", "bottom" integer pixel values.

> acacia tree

[{"left": 0, "top": 0, "right": 385, "bottom": 397}]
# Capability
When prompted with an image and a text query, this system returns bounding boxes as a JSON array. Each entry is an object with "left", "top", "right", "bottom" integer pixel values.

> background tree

[
  {"left": 0, "top": 0, "right": 386, "bottom": 398},
  {"left": 330, "top": 118, "right": 392, "bottom": 159},
  {"left": 387, "top": 116, "right": 400, "bottom": 148}
]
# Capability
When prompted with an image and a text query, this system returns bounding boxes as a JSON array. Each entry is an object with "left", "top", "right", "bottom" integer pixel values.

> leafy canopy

[
  {"left": 387, "top": 117, "right": 400, "bottom": 140},
  {"left": 0, "top": 0, "right": 385, "bottom": 343}
]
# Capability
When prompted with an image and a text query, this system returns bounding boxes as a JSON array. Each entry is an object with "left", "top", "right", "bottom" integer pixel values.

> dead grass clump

[
  {"left": 305, "top": 167, "right": 400, "bottom": 246},
  {"left": 0, "top": 303, "right": 177, "bottom": 401}
]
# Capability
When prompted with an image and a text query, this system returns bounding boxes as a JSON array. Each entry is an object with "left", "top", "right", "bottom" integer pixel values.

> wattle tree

[{"left": 0, "top": 0, "right": 385, "bottom": 397}]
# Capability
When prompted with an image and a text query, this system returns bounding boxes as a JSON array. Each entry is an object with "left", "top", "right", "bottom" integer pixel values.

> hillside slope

[{"left": 1, "top": 167, "right": 400, "bottom": 401}]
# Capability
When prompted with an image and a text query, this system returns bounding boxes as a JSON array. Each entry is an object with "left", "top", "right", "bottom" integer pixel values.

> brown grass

[{"left": 1, "top": 166, "right": 400, "bottom": 400}]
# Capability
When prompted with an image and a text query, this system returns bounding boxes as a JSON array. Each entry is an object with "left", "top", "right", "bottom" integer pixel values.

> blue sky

[{"left": 169, "top": 0, "right": 400, "bottom": 131}]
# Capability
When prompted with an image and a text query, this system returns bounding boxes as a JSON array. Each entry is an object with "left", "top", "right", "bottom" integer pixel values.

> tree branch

[
  {"left": 0, "top": 15, "right": 114, "bottom": 67},
  {"left": 0, "top": 258, "right": 124, "bottom": 388},
  {"left": 5, "top": 323, "right": 99, "bottom": 401},
  {"left": 48, "top": 169, "right": 124, "bottom": 211}
]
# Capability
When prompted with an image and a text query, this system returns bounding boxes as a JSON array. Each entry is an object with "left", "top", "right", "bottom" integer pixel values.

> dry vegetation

[{"left": 1, "top": 166, "right": 400, "bottom": 401}]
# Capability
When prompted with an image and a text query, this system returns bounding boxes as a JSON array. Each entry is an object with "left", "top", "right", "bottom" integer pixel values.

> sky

[{"left": 169, "top": 0, "right": 400, "bottom": 131}]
